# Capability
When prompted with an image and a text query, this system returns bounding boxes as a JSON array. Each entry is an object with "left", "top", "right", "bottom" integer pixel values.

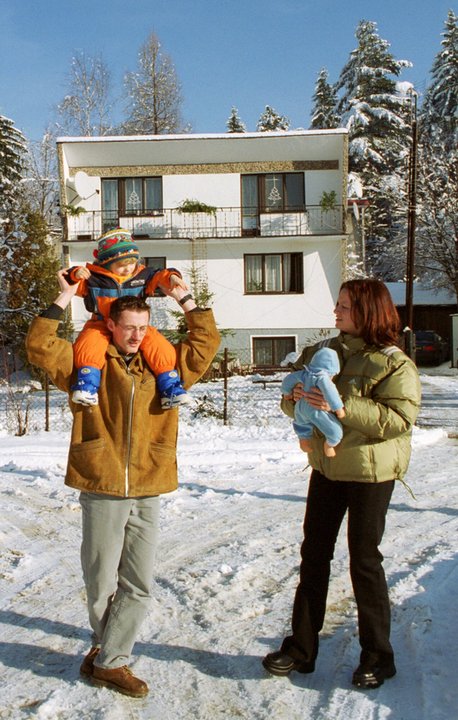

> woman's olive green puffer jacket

[{"left": 281, "top": 333, "right": 421, "bottom": 483}]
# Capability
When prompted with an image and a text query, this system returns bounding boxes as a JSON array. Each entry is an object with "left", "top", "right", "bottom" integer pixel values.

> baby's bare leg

[{"left": 324, "top": 441, "right": 336, "bottom": 457}]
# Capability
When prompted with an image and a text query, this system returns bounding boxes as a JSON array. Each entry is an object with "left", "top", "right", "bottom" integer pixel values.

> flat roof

[{"left": 57, "top": 129, "right": 348, "bottom": 169}]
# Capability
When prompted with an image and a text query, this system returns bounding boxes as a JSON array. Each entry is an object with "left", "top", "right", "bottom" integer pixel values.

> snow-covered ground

[{"left": 1, "top": 365, "right": 458, "bottom": 719}]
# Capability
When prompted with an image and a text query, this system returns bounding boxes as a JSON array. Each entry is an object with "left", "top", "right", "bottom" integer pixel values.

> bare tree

[
  {"left": 122, "top": 32, "right": 185, "bottom": 135},
  {"left": 56, "top": 51, "right": 114, "bottom": 136},
  {"left": 24, "top": 127, "right": 60, "bottom": 227}
]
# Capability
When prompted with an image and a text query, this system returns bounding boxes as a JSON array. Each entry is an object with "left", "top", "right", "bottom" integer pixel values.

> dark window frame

[
  {"left": 101, "top": 177, "right": 163, "bottom": 217},
  {"left": 241, "top": 172, "right": 305, "bottom": 215},
  {"left": 144, "top": 256, "right": 167, "bottom": 297},
  {"left": 252, "top": 336, "right": 296, "bottom": 366},
  {"left": 244, "top": 252, "right": 303, "bottom": 295}
]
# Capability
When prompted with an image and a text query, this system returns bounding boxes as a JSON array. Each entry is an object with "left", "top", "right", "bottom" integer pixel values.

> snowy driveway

[{"left": 0, "top": 370, "right": 457, "bottom": 719}]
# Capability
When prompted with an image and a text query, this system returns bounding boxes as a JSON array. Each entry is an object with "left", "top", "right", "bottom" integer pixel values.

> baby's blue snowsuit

[{"left": 281, "top": 347, "right": 344, "bottom": 447}]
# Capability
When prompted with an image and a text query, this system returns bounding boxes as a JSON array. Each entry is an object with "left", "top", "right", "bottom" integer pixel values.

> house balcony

[{"left": 65, "top": 205, "right": 345, "bottom": 242}]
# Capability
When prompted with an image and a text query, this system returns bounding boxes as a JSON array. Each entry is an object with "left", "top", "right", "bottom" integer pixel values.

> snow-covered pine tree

[
  {"left": 336, "top": 20, "right": 413, "bottom": 275},
  {"left": 226, "top": 107, "right": 246, "bottom": 133},
  {"left": 310, "top": 68, "right": 340, "bottom": 129},
  {"left": 0, "top": 114, "right": 27, "bottom": 317},
  {"left": 123, "top": 32, "right": 185, "bottom": 135},
  {"left": 1, "top": 209, "right": 63, "bottom": 372},
  {"left": 257, "top": 106, "right": 290, "bottom": 131},
  {"left": 0, "top": 114, "right": 26, "bottom": 226},
  {"left": 413, "top": 141, "right": 458, "bottom": 299},
  {"left": 421, "top": 10, "right": 458, "bottom": 152}
]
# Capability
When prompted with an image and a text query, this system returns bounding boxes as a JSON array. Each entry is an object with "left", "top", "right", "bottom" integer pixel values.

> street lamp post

[{"left": 405, "top": 91, "right": 418, "bottom": 359}]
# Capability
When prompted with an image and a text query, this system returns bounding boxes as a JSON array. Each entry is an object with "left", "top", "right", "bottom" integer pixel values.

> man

[{"left": 26, "top": 270, "right": 220, "bottom": 698}]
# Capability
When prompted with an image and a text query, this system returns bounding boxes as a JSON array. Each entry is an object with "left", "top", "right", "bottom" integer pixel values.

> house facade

[{"left": 57, "top": 130, "right": 349, "bottom": 367}]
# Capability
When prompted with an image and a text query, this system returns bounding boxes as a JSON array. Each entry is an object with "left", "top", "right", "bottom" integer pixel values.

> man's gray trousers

[{"left": 79, "top": 491, "right": 160, "bottom": 669}]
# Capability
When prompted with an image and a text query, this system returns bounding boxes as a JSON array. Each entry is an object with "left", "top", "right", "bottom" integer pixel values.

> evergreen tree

[
  {"left": 310, "top": 68, "right": 340, "bottom": 129},
  {"left": 165, "top": 261, "right": 214, "bottom": 343},
  {"left": 413, "top": 136, "right": 458, "bottom": 298},
  {"left": 0, "top": 210, "right": 63, "bottom": 372},
  {"left": 0, "top": 114, "right": 26, "bottom": 228},
  {"left": 0, "top": 114, "right": 27, "bottom": 316},
  {"left": 336, "top": 20, "right": 413, "bottom": 273},
  {"left": 421, "top": 10, "right": 458, "bottom": 151},
  {"left": 226, "top": 107, "right": 246, "bottom": 133},
  {"left": 123, "top": 32, "right": 185, "bottom": 135},
  {"left": 337, "top": 20, "right": 412, "bottom": 175},
  {"left": 257, "top": 105, "right": 290, "bottom": 131}
]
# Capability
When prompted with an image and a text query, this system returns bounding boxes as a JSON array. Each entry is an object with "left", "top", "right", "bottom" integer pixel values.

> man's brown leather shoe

[
  {"left": 80, "top": 647, "right": 100, "bottom": 677},
  {"left": 92, "top": 665, "right": 149, "bottom": 698}
]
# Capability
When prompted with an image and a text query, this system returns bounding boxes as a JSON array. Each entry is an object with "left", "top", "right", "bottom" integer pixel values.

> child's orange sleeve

[
  {"left": 145, "top": 268, "right": 181, "bottom": 296},
  {"left": 67, "top": 266, "right": 89, "bottom": 297}
]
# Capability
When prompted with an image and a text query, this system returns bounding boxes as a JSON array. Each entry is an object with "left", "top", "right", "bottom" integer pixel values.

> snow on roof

[{"left": 56, "top": 128, "right": 348, "bottom": 143}]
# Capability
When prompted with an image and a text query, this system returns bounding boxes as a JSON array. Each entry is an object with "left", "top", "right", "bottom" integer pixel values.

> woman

[{"left": 262, "top": 279, "right": 421, "bottom": 689}]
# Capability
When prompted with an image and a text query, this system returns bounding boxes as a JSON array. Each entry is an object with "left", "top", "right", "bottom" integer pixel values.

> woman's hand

[
  {"left": 288, "top": 382, "right": 306, "bottom": 402},
  {"left": 301, "top": 386, "right": 331, "bottom": 412}
]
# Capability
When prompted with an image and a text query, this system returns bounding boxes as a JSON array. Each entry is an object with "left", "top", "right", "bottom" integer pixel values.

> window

[
  {"left": 262, "top": 174, "right": 305, "bottom": 212},
  {"left": 101, "top": 179, "right": 119, "bottom": 234},
  {"left": 123, "top": 178, "right": 162, "bottom": 215},
  {"left": 241, "top": 174, "right": 259, "bottom": 233},
  {"left": 244, "top": 252, "right": 303, "bottom": 294},
  {"left": 101, "top": 177, "right": 163, "bottom": 218},
  {"left": 253, "top": 336, "right": 296, "bottom": 366},
  {"left": 242, "top": 173, "right": 304, "bottom": 216},
  {"left": 144, "top": 256, "right": 166, "bottom": 270}
]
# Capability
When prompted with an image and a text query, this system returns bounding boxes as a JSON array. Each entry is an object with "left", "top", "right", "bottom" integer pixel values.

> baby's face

[{"left": 110, "top": 259, "right": 137, "bottom": 276}]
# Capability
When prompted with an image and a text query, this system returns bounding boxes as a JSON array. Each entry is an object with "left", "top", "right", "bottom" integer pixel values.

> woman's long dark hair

[{"left": 340, "top": 279, "right": 401, "bottom": 347}]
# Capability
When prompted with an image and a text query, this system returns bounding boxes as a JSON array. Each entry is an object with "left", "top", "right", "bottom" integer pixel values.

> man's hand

[
  {"left": 160, "top": 276, "right": 196, "bottom": 311},
  {"left": 55, "top": 269, "right": 80, "bottom": 309},
  {"left": 74, "top": 266, "right": 91, "bottom": 280},
  {"left": 157, "top": 274, "right": 189, "bottom": 297},
  {"left": 169, "top": 274, "right": 188, "bottom": 291}
]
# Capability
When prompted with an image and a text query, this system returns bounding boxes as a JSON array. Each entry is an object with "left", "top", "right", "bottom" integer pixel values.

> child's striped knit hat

[{"left": 93, "top": 228, "right": 139, "bottom": 267}]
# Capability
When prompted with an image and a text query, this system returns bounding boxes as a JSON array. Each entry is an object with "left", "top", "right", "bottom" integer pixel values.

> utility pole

[{"left": 404, "top": 91, "right": 418, "bottom": 359}]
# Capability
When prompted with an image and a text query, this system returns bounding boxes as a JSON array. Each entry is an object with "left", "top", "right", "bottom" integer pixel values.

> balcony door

[
  {"left": 241, "top": 173, "right": 305, "bottom": 235},
  {"left": 101, "top": 179, "right": 119, "bottom": 234},
  {"left": 241, "top": 175, "right": 259, "bottom": 235}
]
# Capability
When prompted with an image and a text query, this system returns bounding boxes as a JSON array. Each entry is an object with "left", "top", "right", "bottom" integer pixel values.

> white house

[{"left": 57, "top": 129, "right": 349, "bottom": 367}]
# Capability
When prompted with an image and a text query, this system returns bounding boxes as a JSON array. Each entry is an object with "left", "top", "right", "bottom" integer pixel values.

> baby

[{"left": 281, "top": 347, "right": 345, "bottom": 457}]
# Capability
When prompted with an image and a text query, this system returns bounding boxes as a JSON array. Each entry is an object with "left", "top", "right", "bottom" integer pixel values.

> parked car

[{"left": 414, "top": 330, "right": 449, "bottom": 366}]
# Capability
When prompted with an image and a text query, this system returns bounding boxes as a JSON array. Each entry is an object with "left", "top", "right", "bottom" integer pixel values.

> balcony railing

[{"left": 65, "top": 205, "right": 344, "bottom": 241}]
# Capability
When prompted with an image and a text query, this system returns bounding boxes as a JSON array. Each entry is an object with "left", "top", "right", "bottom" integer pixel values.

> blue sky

[{"left": 0, "top": 0, "right": 454, "bottom": 142}]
